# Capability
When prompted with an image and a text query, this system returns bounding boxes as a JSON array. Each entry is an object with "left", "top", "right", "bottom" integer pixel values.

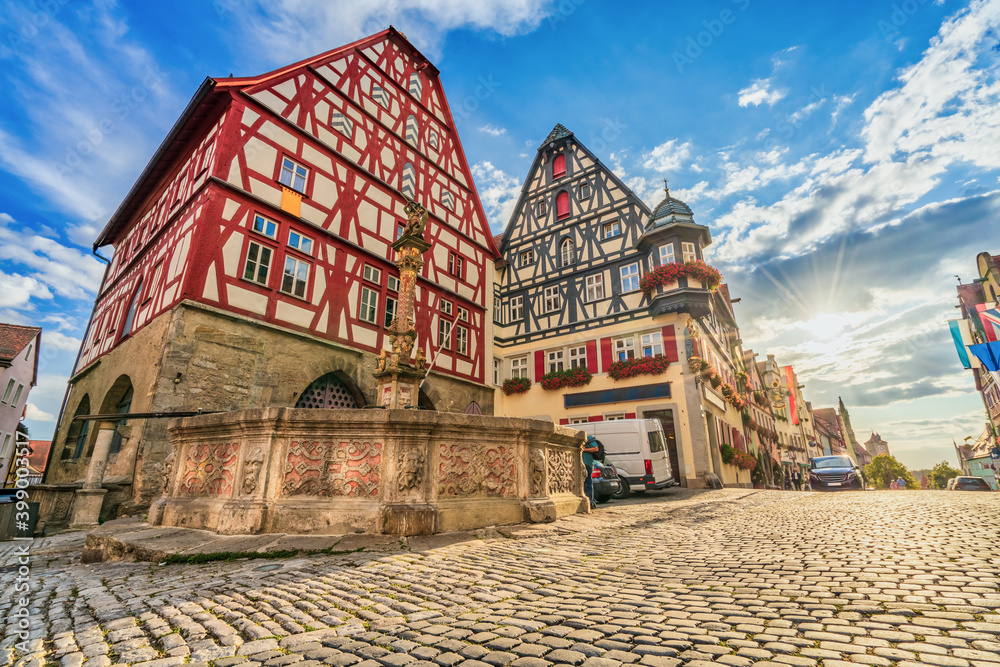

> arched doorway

[
  {"left": 464, "top": 401, "right": 482, "bottom": 415},
  {"left": 418, "top": 388, "right": 435, "bottom": 411},
  {"left": 295, "top": 372, "right": 364, "bottom": 408},
  {"left": 97, "top": 375, "right": 133, "bottom": 457}
]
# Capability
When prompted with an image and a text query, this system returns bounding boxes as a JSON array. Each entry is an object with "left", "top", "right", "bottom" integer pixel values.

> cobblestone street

[{"left": 3, "top": 490, "right": 999, "bottom": 667}]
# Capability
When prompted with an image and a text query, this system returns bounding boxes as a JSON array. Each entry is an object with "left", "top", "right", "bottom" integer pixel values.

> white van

[{"left": 577, "top": 419, "right": 675, "bottom": 495}]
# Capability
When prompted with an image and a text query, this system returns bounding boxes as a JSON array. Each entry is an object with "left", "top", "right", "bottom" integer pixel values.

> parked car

[
  {"left": 951, "top": 476, "right": 994, "bottom": 491},
  {"left": 946, "top": 477, "right": 958, "bottom": 490},
  {"left": 577, "top": 419, "right": 676, "bottom": 497},
  {"left": 592, "top": 459, "right": 623, "bottom": 504},
  {"left": 808, "top": 455, "right": 865, "bottom": 490}
]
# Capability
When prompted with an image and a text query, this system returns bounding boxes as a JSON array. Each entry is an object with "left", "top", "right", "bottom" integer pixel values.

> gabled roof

[
  {"left": 0, "top": 324, "right": 40, "bottom": 381},
  {"left": 27, "top": 440, "right": 51, "bottom": 474},
  {"left": 539, "top": 123, "right": 573, "bottom": 149}
]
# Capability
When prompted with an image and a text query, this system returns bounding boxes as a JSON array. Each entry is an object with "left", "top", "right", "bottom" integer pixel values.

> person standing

[
  {"left": 896, "top": 476, "right": 906, "bottom": 489},
  {"left": 791, "top": 468, "right": 801, "bottom": 491},
  {"left": 583, "top": 435, "right": 600, "bottom": 510}
]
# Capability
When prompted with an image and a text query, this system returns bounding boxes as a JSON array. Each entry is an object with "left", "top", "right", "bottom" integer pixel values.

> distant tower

[
  {"left": 865, "top": 432, "right": 891, "bottom": 457},
  {"left": 837, "top": 397, "right": 864, "bottom": 463}
]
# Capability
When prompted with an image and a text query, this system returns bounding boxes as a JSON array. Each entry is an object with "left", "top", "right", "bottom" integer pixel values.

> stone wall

[{"left": 150, "top": 408, "right": 587, "bottom": 535}]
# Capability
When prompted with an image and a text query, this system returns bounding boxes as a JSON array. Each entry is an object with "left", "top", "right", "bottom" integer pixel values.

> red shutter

[
  {"left": 625, "top": 412, "right": 636, "bottom": 419},
  {"left": 559, "top": 418, "right": 569, "bottom": 425},
  {"left": 534, "top": 350, "right": 545, "bottom": 381},
  {"left": 556, "top": 191, "right": 569, "bottom": 219},
  {"left": 661, "top": 325, "right": 678, "bottom": 362},
  {"left": 588, "top": 415, "right": 603, "bottom": 422},
  {"left": 553, "top": 154, "right": 566, "bottom": 178},
  {"left": 586, "top": 340, "right": 598, "bottom": 374},
  {"left": 600, "top": 337, "right": 613, "bottom": 371}
]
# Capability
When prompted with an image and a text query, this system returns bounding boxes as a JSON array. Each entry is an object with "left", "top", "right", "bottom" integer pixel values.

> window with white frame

[
  {"left": 438, "top": 319, "right": 452, "bottom": 349},
  {"left": 252, "top": 214, "right": 278, "bottom": 238},
  {"left": 537, "top": 200, "right": 546, "bottom": 216},
  {"left": 457, "top": 306, "right": 468, "bottom": 322},
  {"left": 520, "top": 249, "right": 534, "bottom": 267},
  {"left": 580, "top": 183, "right": 591, "bottom": 199},
  {"left": 620, "top": 263, "right": 640, "bottom": 292},
  {"left": 359, "top": 287, "right": 378, "bottom": 324},
  {"left": 288, "top": 230, "right": 313, "bottom": 255},
  {"left": 544, "top": 285, "right": 560, "bottom": 312},
  {"left": 569, "top": 346, "right": 587, "bottom": 369},
  {"left": 605, "top": 413, "right": 626, "bottom": 421},
  {"left": 494, "top": 298, "right": 502, "bottom": 325},
  {"left": 641, "top": 332, "right": 663, "bottom": 357},
  {"left": 547, "top": 350, "right": 564, "bottom": 373},
  {"left": 511, "top": 356, "right": 528, "bottom": 379},
  {"left": 388, "top": 275, "right": 399, "bottom": 292},
  {"left": 493, "top": 359, "right": 500, "bottom": 385},
  {"left": 682, "top": 241, "right": 697, "bottom": 263},
  {"left": 560, "top": 238, "right": 575, "bottom": 267},
  {"left": 659, "top": 243, "right": 675, "bottom": 265},
  {"left": 440, "top": 298, "right": 453, "bottom": 316},
  {"left": 384, "top": 296, "right": 397, "bottom": 328},
  {"left": 279, "top": 157, "right": 308, "bottom": 193},
  {"left": 510, "top": 295, "right": 523, "bottom": 321},
  {"left": 614, "top": 336, "right": 635, "bottom": 361},
  {"left": 243, "top": 241, "right": 272, "bottom": 286},
  {"left": 363, "top": 264, "right": 381, "bottom": 284},
  {"left": 281, "top": 257, "right": 309, "bottom": 298},
  {"left": 455, "top": 325, "right": 468, "bottom": 355},
  {"left": 448, "top": 251, "right": 464, "bottom": 279},
  {"left": 603, "top": 221, "right": 621, "bottom": 239},
  {"left": 569, "top": 417, "right": 588, "bottom": 424},
  {"left": 585, "top": 274, "right": 604, "bottom": 301}
]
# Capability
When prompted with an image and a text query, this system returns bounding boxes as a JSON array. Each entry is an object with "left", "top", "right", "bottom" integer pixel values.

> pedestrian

[
  {"left": 791, "top": 469, "right": 801, "bottom": 491},
  {"left": 889, "top": 479, "right": 898, "bottom": 490},
  {"left": 896, "top": 476, "right": 906, "bottom": 490},
  {"left": 582, "top": 435, "right": 601, "bottom": 510}
]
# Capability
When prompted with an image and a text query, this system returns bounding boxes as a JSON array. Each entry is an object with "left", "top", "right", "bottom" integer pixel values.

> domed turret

[{"left": 647, "top": 179, "right": 694, "bottom": 228}]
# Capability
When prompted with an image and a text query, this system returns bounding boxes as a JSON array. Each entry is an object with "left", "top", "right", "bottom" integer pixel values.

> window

[
  {"left": 553, "top": 154, "right": 566, "bottom": 178},
  {"left": 252, "top": 214, "right": 278, "bottom": 239},
  {"left": 641, "top": 332, "right": 663, "bottom": 357},
  {"left": 122, "top": 282, "right": 142, "bottom": 337},
  {"left": 438, "top": 319, "right": 452, "bottom": 349},
  {"left": 585, "top": 274, "right": 604, "bottom": 301},
  {"left": 569, "top": 417, "right": 589, "bottom": 424},
  {"left": 363, "top": 264, "right": 382, "bottom": 284},
  {"left": 440, "top": 299, "right": 453, "bottom": 316},
  {"left": 428, "top": 131, "right": 439, "bottom": 150},
  {"left": 408, "top": 73, "right": 422, "bottom": 97},
  {"left": 660, "top": 243, "right": 675, "bottom": 265},
  {"left": 547, "top": 350, "right": 564, "bottom": 373},
  {"left": 457, "top": 307, "right": 469, "bottom": 322},
  {"left": 493, "top": 359, "right": 500, "bottom": 386},
  {"left": 396, "top": 222, "right": 405, "bottom": 240},
  {"left": 1, "top": 434, "right": 9, "bottom": 457},
  {"left": 580, "top": 183, "right": 591, "bottom": 199},
  {"left": 441, "top": 190, "right": 455, "bottom": 211},
  {"left": 401, "top": 162, "right": 416, "bottom": 198},
  {"left": 331, "top": 110, "right": 353, "bottom": 138},
  {"left": 606, "top": 413, "right": 626, "bottom": 421},
  {"left": 288, "top": 230, "right": 313, "bottom": 255},
  {"left": 11, "top": 384, "right": 23, "bottom": 406},
  {"left": 620, "top": 263, "right": 640, "bottom": 292},
  {"left": 24, "top": 344, "right": 32, "bottom": 361},
  {"left": 537, "top": 200, "right": 547, "bottom": 216},
  {"left": 682, "top": 242, "right": 697, "bottom": 263},
  {"left": 511, "top": 356, "right": 528, "bottom": 379},
  {"left": 448, "top": 252, "right": 464, "bottom": 279},
  {"left": 494, "top": 298, "right": 502, "bottom": 325},
  {"left": 456, "top": 326, "right": 468, "bottom": 355},
  {"left": 569, "top": 346, "right": 587, "bottom": 369},
  {"left": 544, "top": 285, "right": 560, "bottom": 312},
  {"left": 519, "top": 249, "right": 534, "bottom": 267},
  {"left": 372, "top": 84, "right": 390, "bottom": 109},
  {"left": 360, "top": 287, "right": 379, "bottom": 324},
  {"left": 384, "top": 296, "right": 397, "bottom": 328},
  {"left": 281, "top": 257, "right": 309, "bottom": 298},
  {"left": 243, "top": 241, "right": 272, "bottom": 286},
  {"left": 603, "top": 221, "right": 621, "bottom": 239},
  {"left": 388, "top": 276, "right": 399, "bottom": 292},
  {"left": 556, "top": 191, "right": 570, "bottom": 219},
  {"left": 615, "top": 337, "right": 635, "bottom": 361},
  {"left": 279, "top": 157, "right": 308, "bottom": 193},
  {"left": 510, "top": 295, "right": 523, "bottom": 321},
  {"left": 560, "top": 238, "right": 575, "bottom": 268},
  {"left": 405, "top": 114, "right": 419, "bottom": 146}
]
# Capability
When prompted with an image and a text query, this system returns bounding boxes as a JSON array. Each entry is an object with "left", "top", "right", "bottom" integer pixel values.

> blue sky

[{"left": 2, "top": 0, "right": 999, "bottom": 469}]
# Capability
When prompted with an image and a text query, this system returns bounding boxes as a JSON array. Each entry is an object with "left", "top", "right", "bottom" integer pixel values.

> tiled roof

[
  {"left": 717, "top": 284, "right": 732, "bottom": 304},
  {"left": 27, "top": 440, "right": 51, "bottom": 474},
  {"left": 0, "top": 324, "right": 40, "bottom": 363},
  {"left": 650, "top": 194, "right": 693, "bottom": 220},
  {"left": 539, "top": 123, "right": 573, "bottom": 148},
  {"left": 493, "top": 234, "right": 504, "bottom": 248}
]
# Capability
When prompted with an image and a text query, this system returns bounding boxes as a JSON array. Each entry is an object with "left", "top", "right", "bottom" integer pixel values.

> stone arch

[
  {"left": 98, "top": 375, "right": 133, "bottom": 457},
  {"left": 418, "top": 383, "right": 438, "bottom": 411},
  {"left": 62, "top": 394, "right": 91, "bottom": 460},
  {"left": 294, "top": 371, "right": 367, "bottom": 409}
]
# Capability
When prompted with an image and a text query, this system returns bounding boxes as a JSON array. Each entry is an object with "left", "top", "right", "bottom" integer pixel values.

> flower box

[
  {"left": 607, "top": 354, "right": 670, "bottom": 381},
  {"left": 501, "top": 377, "right": 531, "bottom": 395},
  {"left": 539, "top": 367, "right": 593, "bottom": 390}
]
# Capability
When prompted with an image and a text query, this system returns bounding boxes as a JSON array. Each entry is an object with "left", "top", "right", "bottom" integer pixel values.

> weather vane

[{"left": 663, "top": 177, "right": 669, "bottom": 196}]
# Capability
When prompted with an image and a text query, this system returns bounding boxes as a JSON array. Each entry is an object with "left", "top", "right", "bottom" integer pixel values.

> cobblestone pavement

[{"left": 3, "top": 490, "right": 999, "bottom": 667}]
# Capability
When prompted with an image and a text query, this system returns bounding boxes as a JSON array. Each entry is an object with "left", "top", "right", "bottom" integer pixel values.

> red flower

[
  {"left": 540, "top": 367, "right": 593, "bottom": 390},
  {"left": 501, "top": 377, "right": 531, "bottom": 395},
  {"left": 640, "top": 260, "right": 723, "bottom": 298},
  {"left": 607, "top": 354, "right": 671, "bottom": 381}
]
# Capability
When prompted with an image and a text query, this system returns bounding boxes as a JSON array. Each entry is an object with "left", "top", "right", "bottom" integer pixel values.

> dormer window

[{"left": 553, "top": 154, "right": 566, "bottom": 178}]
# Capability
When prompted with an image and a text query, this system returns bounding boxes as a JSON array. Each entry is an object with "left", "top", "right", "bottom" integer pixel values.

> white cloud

[
  {"left": 738, "top": 78, "right": 787, "bottom": 107},
  {"left": 42, "top": 331, "right": 83, "bottom": 352},
  {"left": 641, "top": 139, "right": 692, "bottom": 172},
  {"left": 0, "top": 272, "right": 53, "bottom": 309},
  {"left": 478, "top": 124, "right": 507, "bottom": 136},
  {"left": 471, "top": 161, "right": 521, "bottom": 232},
  {"left": 229, "top": 0, "right": 558, "bottom": 64},
  {"left": 24, "top": 404, "right": 55, "bottom": 422},
  {"left": 0, "top": 215, "right": 105, "bottom": 301}
]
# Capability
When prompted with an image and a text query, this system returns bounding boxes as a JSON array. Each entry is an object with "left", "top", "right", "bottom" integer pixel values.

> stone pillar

[{"left": 68, "top": 420, "right": 117, "bottom": 530}]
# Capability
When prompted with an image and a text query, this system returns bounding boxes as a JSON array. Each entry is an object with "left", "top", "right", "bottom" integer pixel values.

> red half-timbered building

[{"left": 42, "top": 29, "right": 500, "bottom": 522}]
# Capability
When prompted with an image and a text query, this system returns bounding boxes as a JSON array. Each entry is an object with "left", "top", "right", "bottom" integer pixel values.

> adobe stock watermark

[
  {"left": 547, "top": 0, "right": 586, "bottom": 30},
  {"left": 452, "top": 75, "right": 501, "bottom": 120},
  {"left": 55, "top": 64, "right": 168, "bottom": 179},
  {"left": 672, "top": 0, "right": 752, "bottom": 73},
  {"left": 877, "top": 0, "right": 934, "bottom": 42},
  {"left": 10, "top": 429, "right": 37, "bottom": 653},
  {"left": 0, "top": 0, "right": 71, "bottom": 59},
  {"left": 760, "top": 84, "right": 830, "bottom": 151},
  {"left": 588, "top": 117, "right": 628, "bottom": 155}
]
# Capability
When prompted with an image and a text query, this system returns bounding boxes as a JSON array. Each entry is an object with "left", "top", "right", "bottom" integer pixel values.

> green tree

[
  {"left": 928, "top": 460, "right": 961, "bottom": 490},
  {"left": 864, "top": 454, "right": 918, "bottom": 489}
]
